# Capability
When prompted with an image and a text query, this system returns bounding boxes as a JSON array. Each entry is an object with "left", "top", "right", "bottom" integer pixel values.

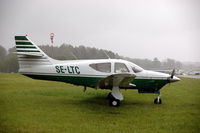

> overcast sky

[{"left": 0, "top": 0, "right": 199, "bottom": 62}]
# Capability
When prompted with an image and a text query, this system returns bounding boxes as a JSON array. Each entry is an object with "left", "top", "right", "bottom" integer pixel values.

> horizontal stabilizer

[{"left": 13, "top": 52, "right": 44, "bottom": 57}]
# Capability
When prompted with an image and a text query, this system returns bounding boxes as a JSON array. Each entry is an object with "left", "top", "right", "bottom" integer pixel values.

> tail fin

[{"left": 15, "top": 36, "right": 52, "bottom": 70}]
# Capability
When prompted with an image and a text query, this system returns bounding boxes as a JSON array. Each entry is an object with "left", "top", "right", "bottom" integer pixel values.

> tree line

[{"left": 0, "top": 44, "right": 182, "bottom": 73}]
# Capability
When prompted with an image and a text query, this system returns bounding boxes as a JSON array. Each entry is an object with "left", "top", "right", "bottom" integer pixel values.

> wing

[{"left": 95, "top": 73, "right": 136, "bottom": 89}]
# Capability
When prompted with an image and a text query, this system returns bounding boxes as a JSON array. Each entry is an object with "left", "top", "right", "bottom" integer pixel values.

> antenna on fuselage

[{"left": 103, "top": 50, "right": 111, "bottom": 59}]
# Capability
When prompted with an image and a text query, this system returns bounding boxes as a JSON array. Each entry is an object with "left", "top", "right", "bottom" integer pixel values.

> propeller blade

[{"left": 171, "top": 69, "right": 175, "bottom": 79}]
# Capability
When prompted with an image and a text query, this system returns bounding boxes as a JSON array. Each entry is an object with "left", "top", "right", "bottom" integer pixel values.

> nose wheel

[{"left": 154, "top": 94, "right": 162, "bottom": 104}]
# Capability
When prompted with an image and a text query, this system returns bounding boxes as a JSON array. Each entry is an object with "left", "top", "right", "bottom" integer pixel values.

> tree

[
  {"left": 0, "top": 45, "right": 7, "bottom": 60},
  {"left": 0, "top": 45, "right": 7, "bottom": 72},
  {"left": 152, "top": 57, "right": 161, "bottom": 69},
  {"left": 0, "top": 44, "right": 184, "bottom": 73},
  {"left": 4, "top": 56, "right": 19, "bottom": 72}
]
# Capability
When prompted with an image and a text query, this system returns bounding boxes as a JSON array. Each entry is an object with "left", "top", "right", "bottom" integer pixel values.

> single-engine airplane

[{"left": 15, "top": 36, "right": 180, "bottom": 107}]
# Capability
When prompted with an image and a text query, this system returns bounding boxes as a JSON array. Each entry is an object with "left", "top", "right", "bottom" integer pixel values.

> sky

[{"left": 0, "top": 0, "right": 200, "bottom": 62}]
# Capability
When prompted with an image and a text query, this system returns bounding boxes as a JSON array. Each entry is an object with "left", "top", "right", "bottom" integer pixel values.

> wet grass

[{"left": 0, "top": 73, "right": 199, "bottom": 133}]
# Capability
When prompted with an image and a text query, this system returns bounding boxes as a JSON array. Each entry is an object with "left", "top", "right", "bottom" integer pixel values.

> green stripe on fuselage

[
  {"left": 133, "top": 78, "right": 168, "bottom": 92},
  {"left": 15, "top": 36, "right": 28, "bottom": 40},
  {"left": 16, "top": 42, "right": 33, "bottom": 45},
  {"left": 23, "top": 74, "right": 169, "bottom": 91},
  {"left": 23, "top": 74, "right": 103, "bottom": 87}
]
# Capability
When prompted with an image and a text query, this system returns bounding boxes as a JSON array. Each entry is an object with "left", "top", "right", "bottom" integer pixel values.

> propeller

[
  {"left": 168, "top": 69, "right": 176, "bottom": 84},
  {"left": 170, "top": 69, "right": 175, "bottom": 79},
  {"left": 168, "top": 69, "right": 180, "bottom": 84}
]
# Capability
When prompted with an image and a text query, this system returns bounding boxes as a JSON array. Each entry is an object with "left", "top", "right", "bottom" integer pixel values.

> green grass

[{"left": 0, "top": 73, "right": 199, "bottom": 133}]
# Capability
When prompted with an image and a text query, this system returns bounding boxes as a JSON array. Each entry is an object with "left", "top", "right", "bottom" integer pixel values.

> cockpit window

[
  {"left": 89, "top": 63, "right": 111, "bottom": 73},
  {"left": 115, "top": 63, "right": 129, "bottom": 73}
]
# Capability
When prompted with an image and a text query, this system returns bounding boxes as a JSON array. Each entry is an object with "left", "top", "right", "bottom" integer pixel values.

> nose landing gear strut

[{"left": 154, "top": 92, "right": 162, "bottom": 104}]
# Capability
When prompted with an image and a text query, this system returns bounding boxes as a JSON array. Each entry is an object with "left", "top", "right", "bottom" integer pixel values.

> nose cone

[{"left": 170, "top": 76, "right": 181, "bottom": 83}]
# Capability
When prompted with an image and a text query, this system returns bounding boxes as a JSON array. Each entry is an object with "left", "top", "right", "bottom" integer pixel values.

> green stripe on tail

[
  {"left": 15, "top": 36, "right": 28, "bottom": 40},
  {"left": 17, "top": 50, "right": 40, "bottom": 52},
  {"left": 16, "top": 42, "right": 33, "bottom": 45},
  {"left": 16, "top": 46, "right": 36, "bottom": 49}
]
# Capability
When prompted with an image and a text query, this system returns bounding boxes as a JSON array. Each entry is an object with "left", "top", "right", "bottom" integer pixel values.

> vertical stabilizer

[{"left": 15, "top": 36, "right": 52, "bottom": 70}]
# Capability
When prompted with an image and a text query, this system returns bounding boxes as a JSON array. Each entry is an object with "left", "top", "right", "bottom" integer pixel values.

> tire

[
  {"left": 154, "top": 98, "right": 162, "bottom": 104},
  {"left": 109, "top": 98, "right": 120, "bottom": 107}
]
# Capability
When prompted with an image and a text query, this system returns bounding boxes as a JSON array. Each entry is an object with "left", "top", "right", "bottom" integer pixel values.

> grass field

[{"left": 0, "top": 73, "right": 199, "bottom": 133}]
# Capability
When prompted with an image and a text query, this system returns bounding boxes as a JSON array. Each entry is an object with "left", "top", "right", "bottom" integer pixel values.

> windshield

[{"left": 130, "top": 63, "right": 143, "bottom": 73}]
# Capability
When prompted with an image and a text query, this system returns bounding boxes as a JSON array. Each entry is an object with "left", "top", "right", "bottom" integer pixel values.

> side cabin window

[
  {"left": 115, "top": 63, "right": 129, "bottom": 73},
  {"left": 89, "top": 63, "right": 111, "bottom": 73}
]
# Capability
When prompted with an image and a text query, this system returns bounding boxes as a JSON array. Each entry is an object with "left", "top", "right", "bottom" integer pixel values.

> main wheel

[
  {"left": 109, "top": 98, "right": 120, "bottom": 107},
  {"left": 154, "top": 98, "right": 162, "bottom": 104}
]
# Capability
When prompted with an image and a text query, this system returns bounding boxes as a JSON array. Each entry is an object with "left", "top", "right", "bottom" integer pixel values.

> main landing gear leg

[
  {"left": 108, "top": 87, "right": 123, "bottom": 107},
  {"left": 154, "top": 92, "right": 162, "bottom": 104}
]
